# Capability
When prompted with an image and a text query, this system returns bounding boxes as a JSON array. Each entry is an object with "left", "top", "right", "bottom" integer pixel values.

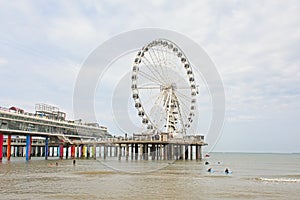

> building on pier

[
  {"left": 0, "top": 103, "right": 110, "bottom": 138},
  {"left": 0, "top": 103, "right": 111, "bottom": 161}
]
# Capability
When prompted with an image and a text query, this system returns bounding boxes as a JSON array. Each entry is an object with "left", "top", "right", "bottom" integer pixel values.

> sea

[{"left": 0, "top": 153, "right": 299, "bottom": 200}]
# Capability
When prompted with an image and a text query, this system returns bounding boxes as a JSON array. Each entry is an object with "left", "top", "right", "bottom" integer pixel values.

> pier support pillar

[
  {"left": 175, "top": 145, "right": 179, "bottom": 160},
  {"left": 51, "top": 147, "right": 54, "bottom": 157},
  {"left": 71, "top": 145, "right": 75, "bottom": 158},
  {"left": 118, "top": 144, "right": 122, "bottom": 160},
  {"left": 87, "top": 146, "right": 90, "bottom": 159},
  {"left": 151, "top": 144, "right": 156, "bottom": 160},
  {"left": 110, "top": 146, "right": 112, "bottom": 157},
  {"left": 93, "top": 144, "right": 96, "bottom": 159},
  {"left": 185, "top": 145, "right": 189, "bottom": 160},
  {"left": 76, "top": 145, "right": 80, "bottom": 158},
  {"left": 125, "top": 144, "right": 129, "bottom": 161},
  {"left": 167, "top": 144, "right": 172, "bottom": 160},
  {"left": 131, "top": 144, "right": 134, "bottom": 160},
  {"left": 78, "top": 144, "right": 83, "bottom": 158},
  {"left": 134, "top": 144, "right": 138, "bottom": 160},
  {"left": 159, "top": 144, "right": 162, "bottom": 160},
  {"left": 139, "top": 144, "right": 143, "bottom": 160},
  {"left": 145, "top": 144, "right": 149, "bottom": 160},
  {"left": 25, "top": 135, "right": 32, "bottom": 161},
  {"left": 65, "top": 146, "right": 69, "bottom": 159},
  {"left": 14, "top": 146, "right": 17, "bottom": 157},
  {"left": 7, "top": 135, "right": 11, "bottom": 161},
  {"left": 197, "top": 145, "right": 202, "bottom": 160},
  {"left": 114, "top": 146, "right": 118, "bottom": 157},
  {"left": 190, "top": 145, "right": 193, "bottom": 160},
  {"left": 45, "top": 136, "right": 49, "bottom": 160},
  {"left": 163, "top": 144, "right": 167, "bottom": 160},
  {"left": 103, "top": 145, "right": 107, "bottom": 159},
  {"left": 142, "top": 144, "right": 148, "bottom": 160},
  {"left": 196, "top": 145, "right": 199, "bottom": 160},
  {"left": 59, "top": 144, "right": 64, "bottom": 159},
  {"left": 0, "top": 134, "right": 3, "bottom": 161},
  {"left": 82, "top": 145, "right": 86, "bottom": 158},
  {"left": 98, "top": 145, "right": 102, "bottom": 158}
]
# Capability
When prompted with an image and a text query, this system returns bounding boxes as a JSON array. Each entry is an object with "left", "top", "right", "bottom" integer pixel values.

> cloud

[{"left": 0, "top": 57, "right": 8, "bottom": 65}]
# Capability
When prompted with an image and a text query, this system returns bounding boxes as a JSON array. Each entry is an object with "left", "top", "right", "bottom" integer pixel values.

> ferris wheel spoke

[
  {"left": 149, "top": 91, "right": 165, "bottom": 129},
  {"left": 148, "top": 48, "right": 170, "bottom": 84},
  {"left": 175, "top": 90, "right": 192, "bottom": 102},
  {"left": 176, "top": 103, "right": 188, "bottom": 134},
  {"left": 178, "top": 97, "right": 195, "bottom": 122},
  {"left": 173, "top": 75, "right": 189, "bottom": 86},
  {"left": 177, "top": 96, "right": 190, "bottom": 112},
  {"left": 138, "top": 86, "right": 160, "bottom": 89},
  {"left": 162, "top": 50, "right": 175, "bottom": 83},
  {"left": 138, "top": 69, "right": 164, "bottom": 85},
  {"left": 141, "top": 90, "right": 164, "bottom": 108},
  {"left": 156, "top": 46, "right": 171, "bottom": 83},
  {"left": 142, "top": 56, "right": 167, "bottom": 85},
  {"left": 177, "top": 101, "right": 191, "bottom": 125},
  {"left": 176, "top": 87, "right": 193, "bottom": 90},
  {"left": 140, "top": 60, "right": 164, "bottom": 84}
]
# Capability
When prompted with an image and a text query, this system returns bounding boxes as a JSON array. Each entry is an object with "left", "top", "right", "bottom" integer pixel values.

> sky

[{"left": 0, "top": 0, "right": 299, "bottom": 153}]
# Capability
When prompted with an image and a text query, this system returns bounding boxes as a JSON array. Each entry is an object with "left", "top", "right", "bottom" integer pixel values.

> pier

[{"left": 0, "top": 104, "right": 206, "bottom": 162}]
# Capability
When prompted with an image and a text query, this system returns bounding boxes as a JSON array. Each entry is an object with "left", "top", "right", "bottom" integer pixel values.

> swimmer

[{"left": 225, "top": 168, "right": 229, "bottom": 174}]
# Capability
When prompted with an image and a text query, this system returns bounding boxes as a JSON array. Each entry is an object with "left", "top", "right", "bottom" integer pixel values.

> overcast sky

[{"left": 0, "top": 0, "right": 299, "bottom": 153}]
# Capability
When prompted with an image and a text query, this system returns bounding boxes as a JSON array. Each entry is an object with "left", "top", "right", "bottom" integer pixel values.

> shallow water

[{"left": 0, "top": 153, "right": 299, "bottom": 199}]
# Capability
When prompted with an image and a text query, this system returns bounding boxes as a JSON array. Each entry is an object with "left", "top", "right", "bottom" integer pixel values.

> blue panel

[
  {"left": 45, "top": 136, "right": 49, "bottom": 160},
  {"left": 26, "top": 135, "right": 30, "bottom": 161}
]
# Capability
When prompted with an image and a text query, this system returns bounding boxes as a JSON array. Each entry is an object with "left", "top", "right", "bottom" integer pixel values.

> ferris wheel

[{"left": 131, "top": 39, "right": 198, "bottom": 138}]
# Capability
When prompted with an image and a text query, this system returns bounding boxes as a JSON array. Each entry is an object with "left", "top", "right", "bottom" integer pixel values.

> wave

[{"left": 255, "top": 177, "right": 300, "bottom": 183}]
